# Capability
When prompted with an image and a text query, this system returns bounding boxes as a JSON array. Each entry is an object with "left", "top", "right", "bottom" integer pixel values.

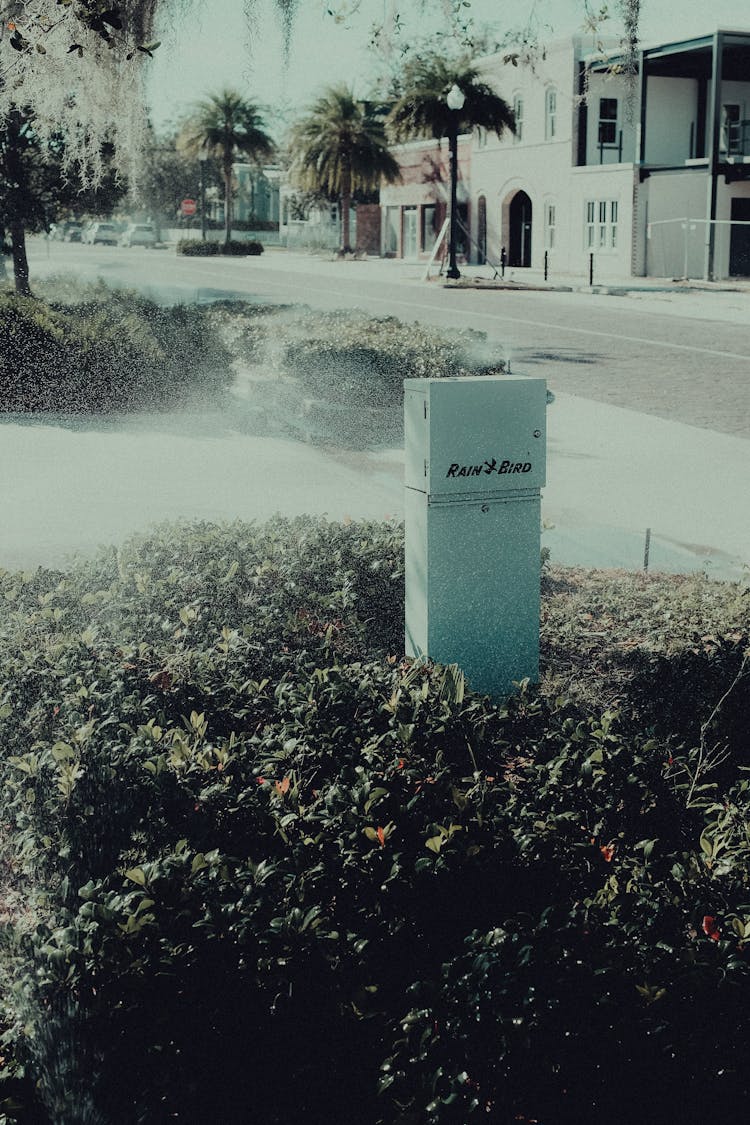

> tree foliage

[
  {"left": 131, "top": 129, "right": 220, "bottom": 224},
  {"left": 0, "top": 107, "right": 124, "bottom": 293},
  {"left": 0, "top": 0, "right": 165, "bottom": 186},
  {"left": 387, "top": 52, "right": 516, "bottom": 143},
  {"left": 0, "top": 1, "right": 642, "bottom": 188},
  {"left": 289, "top": 85, "right": 401, "bottom": 253}
]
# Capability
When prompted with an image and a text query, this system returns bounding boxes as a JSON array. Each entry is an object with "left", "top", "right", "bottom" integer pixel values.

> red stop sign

[{"left": 181, "top": 198, "right": 197, "bottom": 216}]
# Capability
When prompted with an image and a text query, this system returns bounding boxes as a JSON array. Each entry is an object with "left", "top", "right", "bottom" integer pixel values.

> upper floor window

[
  {"left": 545, "top": 88, "right": 557, "bottom": 140},
  {"left": 513, "top": 95, "right": 523, "bottom": 142},
  {"left": 544, "top": 202, "right": 556, "bottom": 249},
  {"left": 598, "top": 98, "right": 618, "bottom": 146},
  {"left": 476, "top": 126, "right": 487, "bottom": 149}
]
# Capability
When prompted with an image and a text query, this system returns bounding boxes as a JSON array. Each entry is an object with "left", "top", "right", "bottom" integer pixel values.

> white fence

[
  {"left": 281, "top": 216, "right": 357, "bottom": 252},
  {"left": 646, "top": 217, "right": 750, "bottom": 280}
]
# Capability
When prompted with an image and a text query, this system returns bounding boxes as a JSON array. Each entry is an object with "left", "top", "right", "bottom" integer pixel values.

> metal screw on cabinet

[{"left": 533, "top": 429, "right": 541, "bottom": 438}]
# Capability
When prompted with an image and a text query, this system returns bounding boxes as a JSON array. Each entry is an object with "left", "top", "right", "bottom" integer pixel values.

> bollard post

[
  {"left": 500, "top": 246, "right": 506, "bottom": 278},
  {"left": 643, "top": 527, "right": 651, "bottom": 572},
  {"left": 589, "top": 252, "right": 594, "bottom": 287},
  {"left": 544, "top": 250, "right": 548, "bottom": 282}
]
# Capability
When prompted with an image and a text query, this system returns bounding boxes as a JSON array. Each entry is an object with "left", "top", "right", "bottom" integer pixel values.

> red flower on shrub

[
  {"left": 376, "top": 826, "right": 386, "bottom": 848},
  {"left": 257, "top": 777, "right": 265, "bottom": 785},
  {"left": 702, "top": 915, "right": 721, "bottom": 941},
  {"left": 600, "top": 844, "right": 615, "bottom": 863}
]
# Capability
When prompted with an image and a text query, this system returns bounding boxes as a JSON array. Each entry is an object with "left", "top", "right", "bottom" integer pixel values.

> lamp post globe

[
  {"left": 445, "top": 84, "right": 465, "bottom": 280},
  {"left": 446, "top": 83, "right": 466, "bottom": 112}
]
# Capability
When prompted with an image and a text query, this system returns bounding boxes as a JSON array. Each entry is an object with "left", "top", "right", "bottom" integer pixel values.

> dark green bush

[
  {"left": 0, "top": 284, "right": 233, "bottom": 412},
  {"left": 0, "top": 519, "right": 748, "bottom": 1124},
  {"left": 176, "top": 239, "right": 263, "bottom": 256},
  {"left": 222, "top": 239, "right": 263, "bottom": 256},
  {"left": 176, "top": 238, "right": 221, "bottom": 255},
  {"left": 283, "top": 310, "right": 505, "bottom": 404},
  {"left": 204, "top": 304, "right": 507, "bottom": 448}
]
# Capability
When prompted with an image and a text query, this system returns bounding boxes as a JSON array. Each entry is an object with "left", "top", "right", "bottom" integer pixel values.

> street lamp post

[
  {"left": 445, "top": 82, "right": 465, "bottom": 281},
  {"left": 199, "top": 148, "right": 208, "bottom": 241}
]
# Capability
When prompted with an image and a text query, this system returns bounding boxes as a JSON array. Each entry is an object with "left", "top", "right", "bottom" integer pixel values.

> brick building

[{"left": 379, "top": 137, "right": 471, "bottom": 260}]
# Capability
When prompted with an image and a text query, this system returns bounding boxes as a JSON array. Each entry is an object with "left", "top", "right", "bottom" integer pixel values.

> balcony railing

[
  {"left": 598, "top": 130, "right": 623, "bottom": 163},
  {"left": 722, "top": 120, "right": 750, "bottom": 158}
]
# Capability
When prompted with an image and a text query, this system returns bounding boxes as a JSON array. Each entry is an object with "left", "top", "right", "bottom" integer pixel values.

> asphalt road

[{"left": 27, "top": 239, "right": 750, "bottom": 439}]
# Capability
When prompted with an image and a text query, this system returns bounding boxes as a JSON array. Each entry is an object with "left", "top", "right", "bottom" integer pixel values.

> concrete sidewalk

[
  {"left": 1, "top": 390, "right": 747, "bottom": 582},
  {"left": 256, "top": 245, "right": 750, "bottom": 325},
  {"left": 261, "top": 244, "right": 750, "bottom": 291}
]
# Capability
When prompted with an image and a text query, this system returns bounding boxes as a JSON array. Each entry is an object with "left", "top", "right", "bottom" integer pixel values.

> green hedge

[
  {"left": 206, "top": 304, "right": 506, "bottom": 426},
  {"left": 0, "top": 282, "right": 232, "bottom": 412},
  {"left": 176, "top": 239, "right": 264, "bottom": 256},
  {"left": 0, "top": 519, "right": 748, "bottom": 1124}
]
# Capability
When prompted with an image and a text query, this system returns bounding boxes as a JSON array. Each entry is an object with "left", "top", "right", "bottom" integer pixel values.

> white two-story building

[{"left": 381, "top": 29, "right": 750, "bottom": 280}]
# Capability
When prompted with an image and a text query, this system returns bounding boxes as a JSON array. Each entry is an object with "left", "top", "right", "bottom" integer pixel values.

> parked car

[
  {"left": 119, "top": 223, "right": 157, "bottom": 248},
  {"left": 62, "top": 221, "right": 84, "bottom": 242},
  {"left": 83, "top": 222, "right": 119, "bottom": 245},
  {"left": 48, "top": 221, "right": 84, "bottom": 242}
]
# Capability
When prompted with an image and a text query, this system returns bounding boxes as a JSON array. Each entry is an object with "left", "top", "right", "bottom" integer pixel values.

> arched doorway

[
  {"left": 508, "top": 190, "right": 532, "bottom": 267},
  {"left": 477, "top": 195, "right": 487, "bottom": 264}
]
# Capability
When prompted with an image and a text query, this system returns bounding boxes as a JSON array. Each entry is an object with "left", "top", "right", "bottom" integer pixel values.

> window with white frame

[
  {"left": 545, "top": 88, "right": 557, "bottom": 140},
  {"left": 598, "top": 98, "right": 618, "bottom": 146},
  {"left": 512, "top": 95, "right": 523, "bottom": 141},
  {"left": 585, "top": 199, "right": 618, "bottom": 250},
  {"left": 544, "top": 202, "right": 556, "bottom": 249}
]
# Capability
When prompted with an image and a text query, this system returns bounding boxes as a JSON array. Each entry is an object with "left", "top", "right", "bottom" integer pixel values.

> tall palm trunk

[
  {"left": 223, "top": 158, "right": 233, "bottom": 247},
  {"left": 339, "top": 159, "right": 352, "bottom": 254}
]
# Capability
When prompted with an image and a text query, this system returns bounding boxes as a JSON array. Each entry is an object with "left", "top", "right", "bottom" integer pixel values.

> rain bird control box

[{"left": 404, "top": 375, "right": 547, "bottom": 698}]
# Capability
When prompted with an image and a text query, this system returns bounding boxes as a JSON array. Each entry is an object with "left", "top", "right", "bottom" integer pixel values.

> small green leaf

[
  {"left": 221, "top": 560, "right": 239, "bottom": 583},
  {"left": 50, "top": 741, "right": 76, "bottom": 762},
  {"left": 124, "top": 867, "right": 147, "bottom": 887}
]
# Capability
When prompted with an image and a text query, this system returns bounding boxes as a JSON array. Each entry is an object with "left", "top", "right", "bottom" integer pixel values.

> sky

[{"left": 145, "top": 0, "right": 750, "bottom": 137}]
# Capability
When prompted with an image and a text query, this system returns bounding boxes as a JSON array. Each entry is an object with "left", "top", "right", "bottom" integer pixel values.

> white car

[
  {"left": 119, "top": 223, "right": 157, "bottom": 248},
  {"left": 83, "top": 221, "right": 120, "bottom": 245}
]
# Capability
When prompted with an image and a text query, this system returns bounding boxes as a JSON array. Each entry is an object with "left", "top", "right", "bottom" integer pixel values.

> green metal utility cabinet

[{"left": 404, "top": 375, "right": 547, "bottom": 698}]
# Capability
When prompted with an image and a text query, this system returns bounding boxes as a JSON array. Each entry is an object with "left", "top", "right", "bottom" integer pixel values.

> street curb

[{"left": 440, "top": 279, "right": 749, "bottom": 297}]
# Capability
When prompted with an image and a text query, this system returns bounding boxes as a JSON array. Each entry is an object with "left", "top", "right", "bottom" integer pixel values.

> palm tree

[
  {"left": 388, "top": 55, "right": 515, "bottom": 273},
  {"left": 180, "top": 90, "right": 275, "bottom": 247},
  {"left": 289, "top": 86, "right": 401, "bottom": 254}
]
